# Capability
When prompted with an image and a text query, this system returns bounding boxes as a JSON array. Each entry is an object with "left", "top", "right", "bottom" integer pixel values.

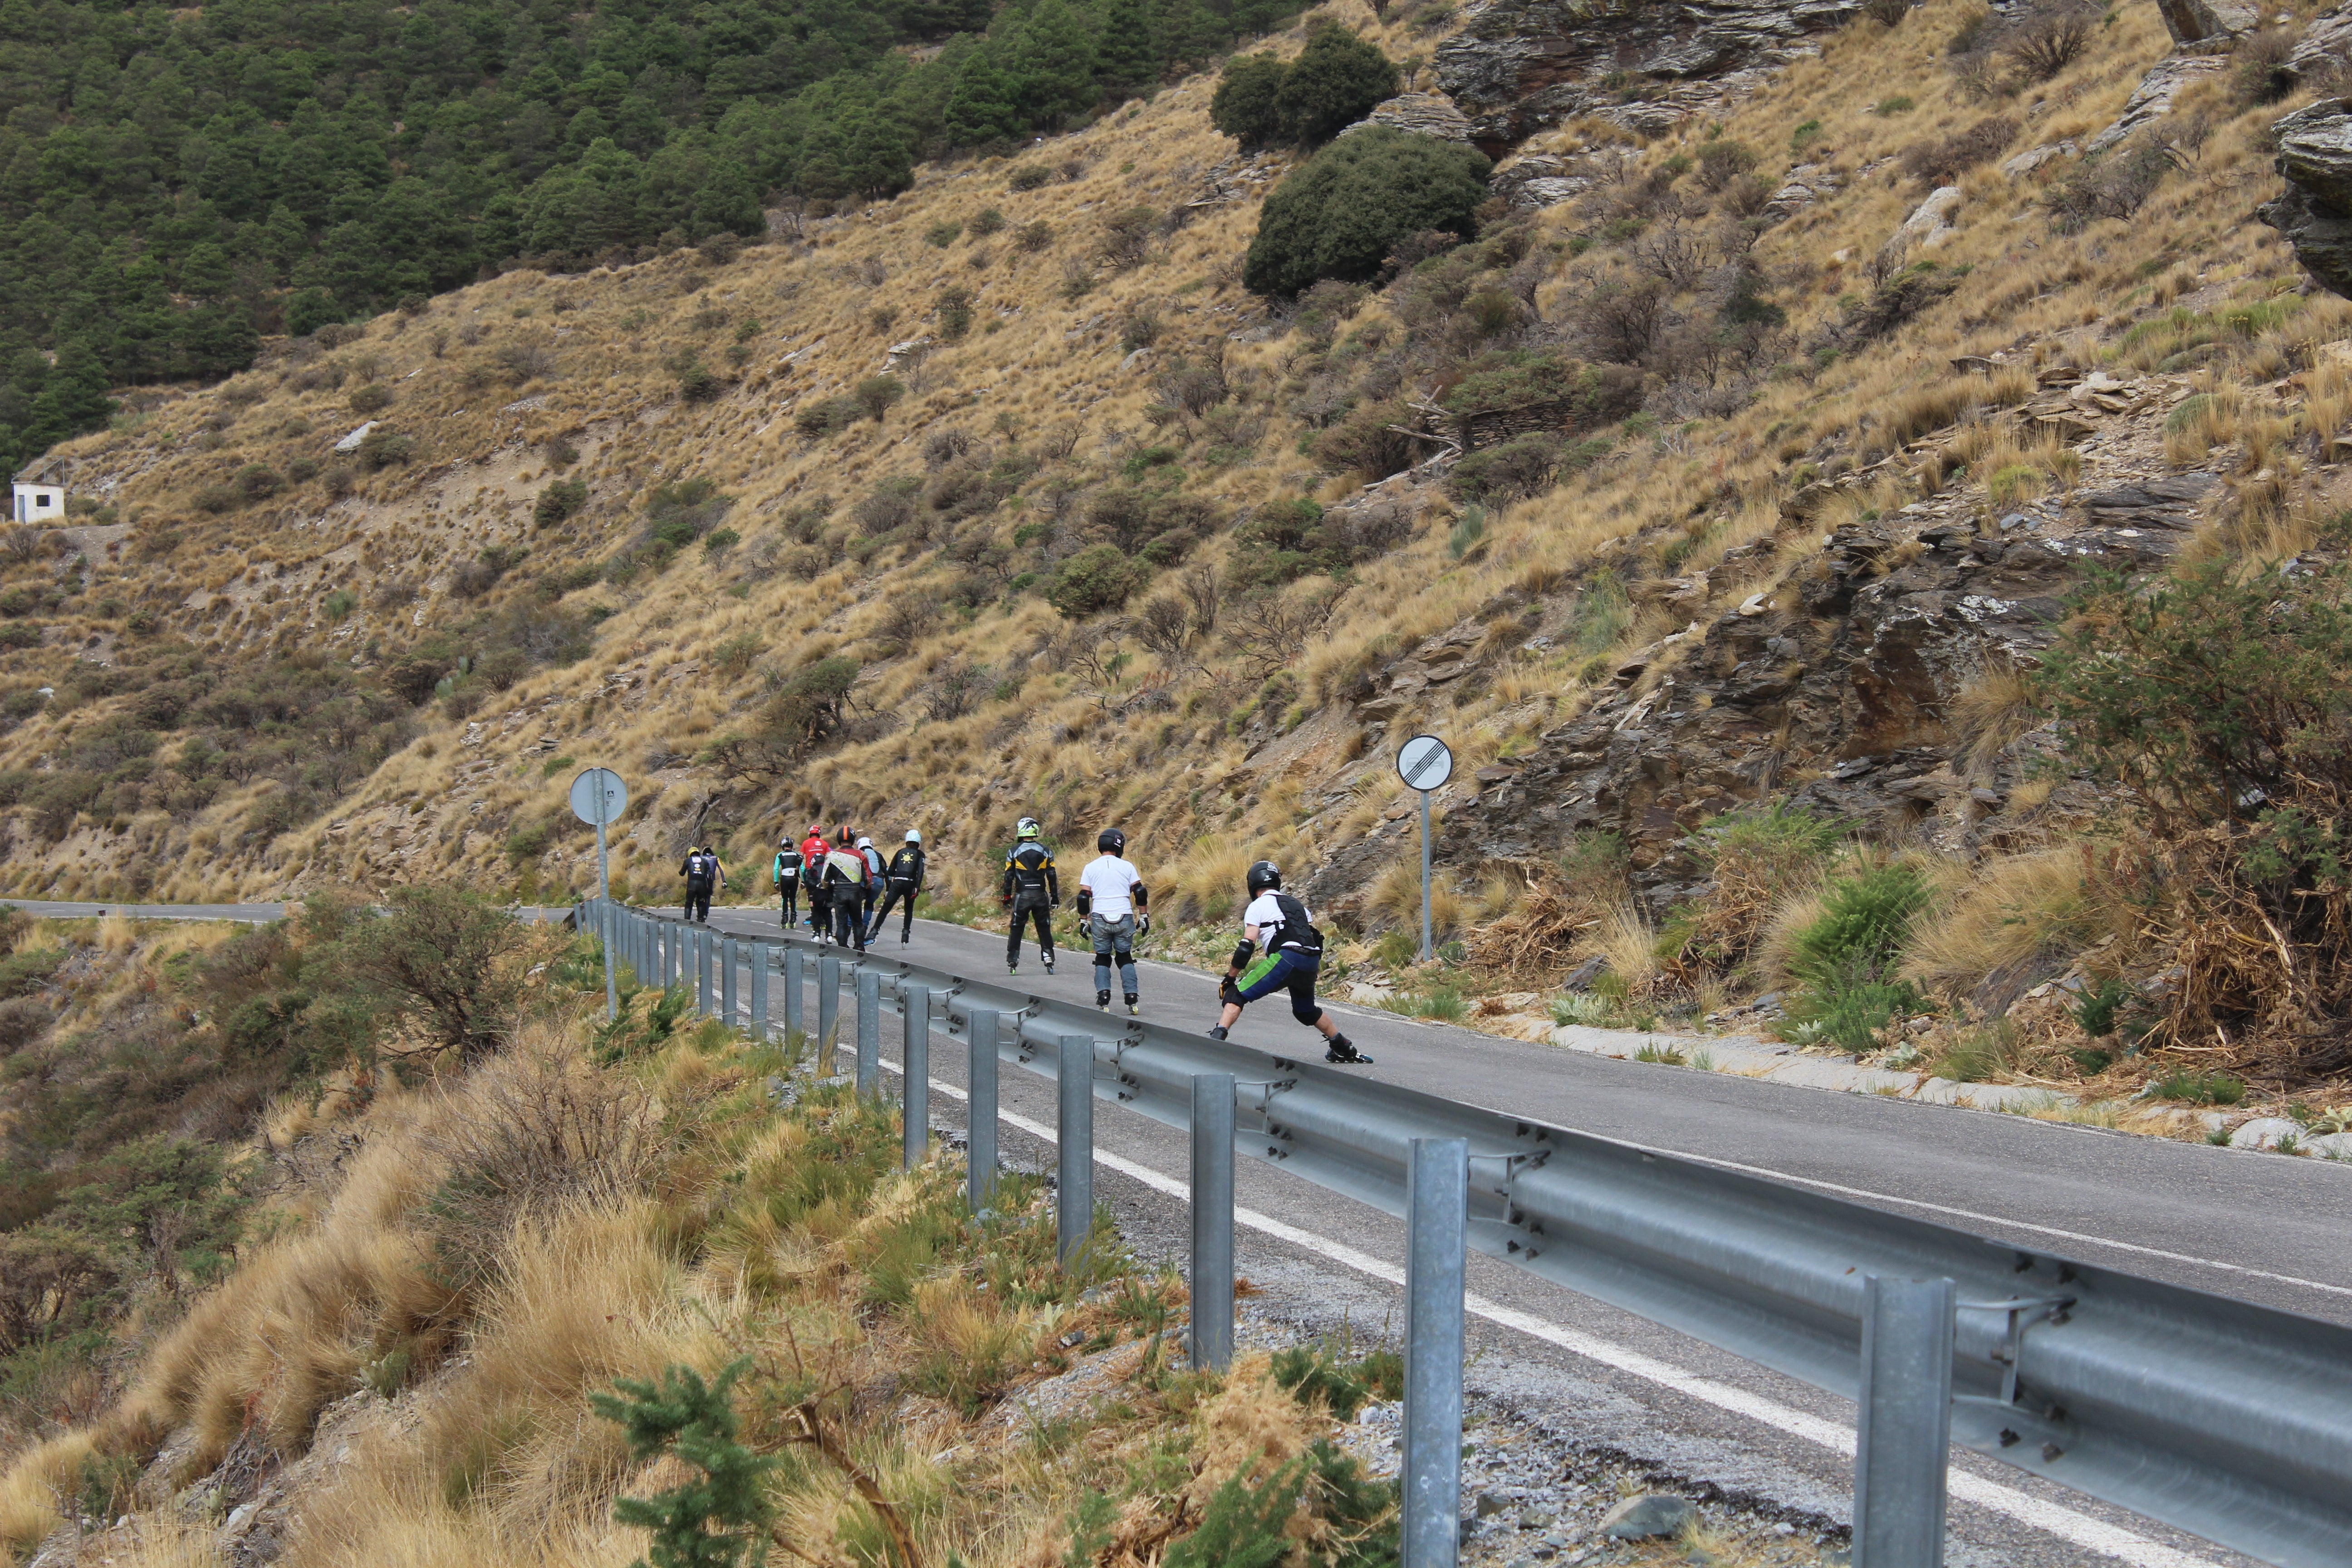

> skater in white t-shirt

[{"left": 1076, "top": 827, "right": 1150, "bottom": 1014}]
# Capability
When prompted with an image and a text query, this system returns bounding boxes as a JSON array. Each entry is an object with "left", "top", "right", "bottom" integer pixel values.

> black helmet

[
  {"left": 1246, "top": 859, "right": 1281, "bottom": 895},
  {"left": 1098, "top": 828, "right": 1126, "bottom": 854}
]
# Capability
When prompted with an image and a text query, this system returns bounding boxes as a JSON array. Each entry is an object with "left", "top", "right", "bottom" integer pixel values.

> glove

[
  {"left": 1000, "top": 894, "right": 1012, "bottom": 908},
  {"left": 1138, "top": 915, "right": 1151, "bottom": 938},
  {"left": 1219, "top": 975, "right": 1243, "bottom": 1008}
]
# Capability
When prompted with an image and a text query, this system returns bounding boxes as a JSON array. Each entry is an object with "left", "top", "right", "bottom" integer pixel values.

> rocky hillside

[{"left": 5, "top": 0, "right": 2352, "bottom": 1093}]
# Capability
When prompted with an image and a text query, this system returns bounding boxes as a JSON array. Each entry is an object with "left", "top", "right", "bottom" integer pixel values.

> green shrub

[
  {"left": 794, "top": 395, "right": 862, "bottom": 437},
  {"left": 1209, "top": 53, "right": 1289, "bottom": 148},
  {"left": 936, "top": 285, "right": 977, "bottom": 342},
  {"left": 678, "top": 359, "right": 725, "bottom": 402},
  {"left": 2151, "top": 1068, "right": 2246, "bottom": 1105},
  {"left": 1044, "top": 544, "right": 1148, "bottom": 618},
  {"left": 1244, "top": 127, "right": 1491, "bottom": 296},
  {"left": 356, "top": 428, "right": 413, "bottom": 470},
  {"left": 853, "top": 375, "right": 906, "bottom": 421},
  {"left": 593, "top": 1360, "right": 775, "bottom": 1568},
  {"left": 1784, "top": 864, "right": 1934, "bottom": 1051},
  {"left": 2071, "top": 975, "right": 2131, "bottom": 1039},
  {"left": 1446, "top": 504, "right": 1486, "bottom": 559},
  {"left": 534, "top": 477, "right": 589, "bottom": 528},
  {"left": 1165, "top": 1441, "right": 1396, "bottom": 1568},
  {"left": 1274, "top": 24, "right": 1401, "bottom": 145}
]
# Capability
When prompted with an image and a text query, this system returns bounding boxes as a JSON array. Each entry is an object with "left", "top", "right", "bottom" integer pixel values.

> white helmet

[
  {"left": 857, "top": 836, "right": 872, "bottom": 849},
  {"left": 906, "top": 829, "right": 922, "bottom": 843}
]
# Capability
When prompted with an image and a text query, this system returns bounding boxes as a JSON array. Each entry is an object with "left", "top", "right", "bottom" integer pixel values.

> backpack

[
  {"left": 686, "top": 852, "right": 713, "bottom": 885},
  {"left": 1268, "top": 892, "right": 1324, "bottom": 957}
]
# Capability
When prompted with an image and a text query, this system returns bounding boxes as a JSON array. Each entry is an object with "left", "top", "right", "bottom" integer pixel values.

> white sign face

[
  {"left": 569, "top": 767, "right": 628, "bottom": 827},
  {"left": 1396, "top": 734, "right": 1454, "bottom": 793}
]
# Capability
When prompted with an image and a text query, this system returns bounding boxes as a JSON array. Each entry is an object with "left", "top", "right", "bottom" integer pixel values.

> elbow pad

[
  {"left": 1075, "top": 890, "right": 1092, "bottom": 916},
  {"left": 1230, "top": 938, "right": 1256, "bottom": 970},
  {"left": 1132, "top": 883, "right": 1150, "bottom": 909}
]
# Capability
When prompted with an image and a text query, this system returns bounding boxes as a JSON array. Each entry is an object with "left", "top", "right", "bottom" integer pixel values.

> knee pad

[
  {"left": 1219, "top": 976, "right": 1244, "bottom": 1008},
  {"left": 1292, "top": 1001, "right": 1325, "bottom": 1028}
]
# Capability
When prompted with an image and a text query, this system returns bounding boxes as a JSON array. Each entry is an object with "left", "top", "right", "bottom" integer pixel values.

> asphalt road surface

[
  {"left": 25, "top": 896, "right": 2339, "bottom": 1564},
  {"left": 679, "top": 899, "right": 2342, "bottom": 1568}
]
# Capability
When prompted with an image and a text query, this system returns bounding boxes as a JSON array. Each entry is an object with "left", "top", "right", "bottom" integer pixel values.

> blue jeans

[{"left": 1091, "top": 912, "right": 1137, "bottom": 995}]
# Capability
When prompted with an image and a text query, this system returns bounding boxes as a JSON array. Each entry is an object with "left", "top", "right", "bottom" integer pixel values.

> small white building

[{"left": 11, "top": 483, "right": 63, "bottom": 524}]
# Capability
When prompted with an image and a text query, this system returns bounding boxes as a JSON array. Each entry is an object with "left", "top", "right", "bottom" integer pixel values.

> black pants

[
  {"left": 833, "top": 896, "right": 865, "bottom": 950},
  {"left": 1007, "top": 900, "right": 1054, "bottom": 966},
  {"left": 872, "top": 884, "right": 919, "bottom": 940},
  {"left": 683, "top": 885, "right": 712, "bottom": 922},
  {"left": 807, "top": 892, "right": 829, "bottom": 937},
  {"left": 777, "top": 882, "right": 798, "bottom": 926}
]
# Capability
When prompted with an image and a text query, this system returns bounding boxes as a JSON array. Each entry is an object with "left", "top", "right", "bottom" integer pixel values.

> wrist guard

[{"left": 1230, "top": 938, "right": 1256, "bottom": 970}]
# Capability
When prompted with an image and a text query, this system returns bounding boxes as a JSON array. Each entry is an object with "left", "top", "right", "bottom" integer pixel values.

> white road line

[
  {"left": 1627, "top": 1147, "right": 2352, "bottom": 1301},
  {"left": 878, "top": 1059, "right": 2219, "bottom": 1568}
]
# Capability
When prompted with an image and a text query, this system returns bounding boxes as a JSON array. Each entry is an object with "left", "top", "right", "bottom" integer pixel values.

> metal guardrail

[{"left": 582, "top": 899, "right": 2352, "bottom": 1568}]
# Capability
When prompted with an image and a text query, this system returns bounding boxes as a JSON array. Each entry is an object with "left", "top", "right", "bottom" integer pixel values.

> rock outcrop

[
  {"left": 1434, "top": 0, "right": 1861, "bottom": 148},
  {"left": 1491, "top": 153, "right": 1590, "bottom": 208},
  {"left": 2084, "top": 54, "right": 2224, "bottom": 153},
  {"left": 2155, "top": 0, "right": 2259, "bottom": 49},
  {"left": 2262, "top": 98, "right": 2352, "bottom": 299},
  {"left": 1343, "top": 92, "right": 1476, "bottom": 143}
]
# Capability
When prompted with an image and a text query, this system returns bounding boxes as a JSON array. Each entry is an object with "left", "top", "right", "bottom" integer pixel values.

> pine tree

[
  {"left": 592, "top": 1360, "right": 777, "bottom": 1568},
  {"left": 945, "top": 49, "right": 1024, "bottom": 146},
  {"left": 1008, "top": 0, "right": 1099, "bottom": 129}
]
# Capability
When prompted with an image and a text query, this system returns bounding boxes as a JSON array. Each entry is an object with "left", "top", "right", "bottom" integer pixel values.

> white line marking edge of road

[{"left": 876, "top": 1058, "right": 2217, "bottom": 1568}]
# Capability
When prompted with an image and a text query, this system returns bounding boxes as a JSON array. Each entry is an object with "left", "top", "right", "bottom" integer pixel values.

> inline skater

[
  {"left": 679, "top": 843, "right": 726, "bottom": 924},
  {"left": 1001, "top": 818, "right": 1058, "bottom": 975},
  {"left": 870, "top": 830, "right": 927, "bottom": 945},
  {"left": 821, "top": 838, "right": 869, "bottom": 951},
  {"left": 1206, "top": 859, "right": 1370, "bottom": 1065},
  {"left": 772, "top": 834, "right": 802, "bottom": 929},
  {"left": 1075, "top": 827, "right": 1149, "bottom": 1015},
  {"left": 799, "top": 824, "right": 832, "bottom": 939}
]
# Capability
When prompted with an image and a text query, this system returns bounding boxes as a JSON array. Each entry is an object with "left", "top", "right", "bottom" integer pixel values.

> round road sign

[
  {"left": 1396, "top": 734, "right": 1454, "bottom": 793},
  {"left": 569, "top": 767, "right": 628, "bottom": 827}
]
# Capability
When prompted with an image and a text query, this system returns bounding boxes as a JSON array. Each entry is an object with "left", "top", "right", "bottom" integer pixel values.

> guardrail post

[
  {"left": 1057, "top": 1034, "right": 1095, "bottom": 1267},
  {"left": 696, "top": 929, "right": 714, "bottom": 1016},
  {"left": 785, "top": 948, "right": 806, "bottom": 1046},
  {"left": 750, "top": 944, "right": 769, "bottom": 1040},
  {"left": 1191, "top": 1073, "right": 1236, "bottom": 1371},
  {"left": 856, "top": 969, "right": 880, "bottom": 1096},
  {"left": 667, "top": 921, "right": 682, "bottom": 990},
  {"left": 1854, "top": 1275, "right": 1955, "bottom": 1568},
  {"left": 720, "top": 937, "right": 739, "bottom": 1028},
  {"left": 1403, "top": 1136, "right": 1468, "bottom": 1568},
  {"left": 902, "top": 984, "right": 929, "bottom": 1170},
  {"left": 967, "top": 1008, "right": 999, "bottom": 1214},
  {"left": 817, "top": 955, "right": 840, "bottom": 1068}
]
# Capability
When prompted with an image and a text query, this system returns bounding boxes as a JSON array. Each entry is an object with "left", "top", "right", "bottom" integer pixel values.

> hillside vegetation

[{"left": 3, "top": 0, "right": 2351, "bottom": 1115}]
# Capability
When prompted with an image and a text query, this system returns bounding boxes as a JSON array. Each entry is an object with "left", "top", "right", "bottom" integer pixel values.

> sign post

[
  {"left": 569, "top": 767, "right": 629, "bottom": 1021},
  {"left": 1395, "top": 735, "right": 1453, "bottom": 964}
]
